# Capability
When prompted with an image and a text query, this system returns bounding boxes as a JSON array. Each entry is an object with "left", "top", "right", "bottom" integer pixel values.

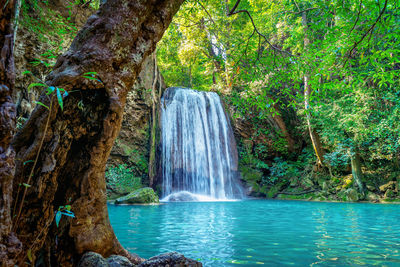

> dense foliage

[{"left": 157, "top": 0, "right": 400, "bottom": 198}]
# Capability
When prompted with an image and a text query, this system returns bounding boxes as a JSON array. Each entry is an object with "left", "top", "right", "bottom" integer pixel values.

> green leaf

[
  {"left": 82, "top": 75, "right": 98, "bottom": 80},
  {"left": 55, "top": 211, "right": 62, "bottom": 227},
  {"left": 83, "top": 72, "right": 98, "bottom": 75},
  {"left": 28, "top": 83, "right": 47, "bottom": 91},
  {"left": 22, "top": 183, "right": 31, "bottom": 188},
  {"left": 65, "top": 205, "right": 71, "bottom": 211},
  {"left": 35, "top": 101, "right": 49, "bottom": 110},
  {"left": 60, "top": 211, "right": 75, "bottom": 218},
  {"left": 46, "top": 86, "right": 55, "bottom": 95},
  {"left": 23, "top": 160, "right": 34, "bottom": 165},
  {"left": 56, "top": 88, "right": 63, "bottom": 111},
  {"left": 22, "top": 70, "right": 32, "bottom": 76}
]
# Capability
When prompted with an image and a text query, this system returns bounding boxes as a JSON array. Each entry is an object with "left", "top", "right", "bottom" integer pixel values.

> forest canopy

[{"left": 157, "top": 0, "right": 400, "bottom": 188}]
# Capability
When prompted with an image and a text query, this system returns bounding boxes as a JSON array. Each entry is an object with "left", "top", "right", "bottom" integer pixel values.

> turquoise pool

[{"left": 108, "top": 200, "right": 400, "bottom": 266}]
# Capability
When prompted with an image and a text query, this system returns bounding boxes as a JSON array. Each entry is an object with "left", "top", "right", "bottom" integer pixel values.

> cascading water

[{"left": 160, "top": 87, "right": 244, "bottom": 201}]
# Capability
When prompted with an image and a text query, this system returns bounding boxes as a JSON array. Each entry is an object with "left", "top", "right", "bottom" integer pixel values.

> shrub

[{"left": 106, "top": 164, "right": 142, "bottom": 196}]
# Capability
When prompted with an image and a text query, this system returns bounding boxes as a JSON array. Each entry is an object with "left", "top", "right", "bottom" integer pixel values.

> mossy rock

[
  {"left": 240, "top": 166, "right": 263, "bottom": 184},
  {"left": 115, "top": 187, "right": 159, "bottom": 204},
  {"left": 366, "top": 191, "right": 380, "bottom": 202},
  {"left": 338, "top": 188, "right": 359, "bottom": 202}
]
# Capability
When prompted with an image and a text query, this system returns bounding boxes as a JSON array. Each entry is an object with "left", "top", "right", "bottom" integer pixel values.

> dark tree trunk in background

[
  {"left": 269, "top": 113, "right": 295, "bottom": 153},
  {"left": 351, "top": 149, "right": 364, "bottom": 194},
  {"left": 148, "top": 53, "right": 162, "bottom": 187},
  {"left": 10, "top": 0, "right": 183, "bottom": 265},
  {"left": 0, "top": 1, "right": 22, "bottom": 265}
]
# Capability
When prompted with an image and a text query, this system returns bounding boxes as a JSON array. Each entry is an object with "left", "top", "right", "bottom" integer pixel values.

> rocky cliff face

[
  {"left": 14, "top": 1, "right": 93, "bottom": 117},
  {"left": 107, "top": 55, "right": 165, "bottom": 185}
]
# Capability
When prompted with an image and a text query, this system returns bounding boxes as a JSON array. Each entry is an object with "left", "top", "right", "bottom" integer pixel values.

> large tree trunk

[
  {"left": 0, "top": 1, "right": 22, "bottom": 265},
  {"left": 302, "top": 11, "right": 325, "bottom": 166},
  {"left": 10, "top": 0, "right": 183, "bottom": 265}
]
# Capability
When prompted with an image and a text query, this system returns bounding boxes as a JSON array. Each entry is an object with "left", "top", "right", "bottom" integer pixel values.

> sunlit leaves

[{"left": 158, "top": 0, "right": 400, "bottom": 167}]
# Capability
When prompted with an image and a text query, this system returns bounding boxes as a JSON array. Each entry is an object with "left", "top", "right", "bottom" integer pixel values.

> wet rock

[
  {"left": 78, "top": 252, "right": 108, "bottom": 267},
  {"left": 139, "top": 252, "right": 202, "bottom": 267},
  {"left": 107, "top": 255, "right": 135, "bottom": 267},
  {"left": 163, "top": 191, "right": 198, "bottom": 201},
  {"left": 115, "top": 187, "right": 159, "bottom": 204},
  {"left": 239, "top": 165, "right": 263, "bottom": 195}
]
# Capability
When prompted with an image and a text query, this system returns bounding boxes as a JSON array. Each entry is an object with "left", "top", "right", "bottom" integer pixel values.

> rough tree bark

[
  {"left": 0, "top": 1, "right": 22, "bottom": 265},
  {"left": 10, "top": 0, "right": 183, "bottom": 265},
  {"left": 302, "top": 11, "right": 325, "bottom": 166}
]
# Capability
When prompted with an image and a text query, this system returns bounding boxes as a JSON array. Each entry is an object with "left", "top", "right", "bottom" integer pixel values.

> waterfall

[{"left": 160, "top": 87, "right": 244, "bottom": 201}]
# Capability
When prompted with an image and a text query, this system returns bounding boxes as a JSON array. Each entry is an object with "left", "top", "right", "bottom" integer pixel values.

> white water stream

[{"left": 160, "top": 88, "right": 244, "bottom": 201}]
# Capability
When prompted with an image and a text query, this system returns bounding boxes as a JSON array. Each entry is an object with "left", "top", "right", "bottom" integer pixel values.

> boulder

[
  {"left": 78, "top": 252, "right": 108, "bottom": 267},
  {"left": 107, "top": 255, "right": 135, "bottom": 267},
  {"left": 139, "top": 252, "right": 202, "bottom": 267},
  {"left": 115, "top": 187, "right": 159, "bottom": 204},
  {"left": 366, "top": 191, "right": 380, "bottom": 202},
  {"left": 338, "top": 188, "right": 359, "bottom": 202},
  {"left": 345, "top": 188, "right": 359, "bottom": 202},
  {"left": 163, "top": 191, "right": 198, "bottom": 202},
  {"left": 366, "top": 185, "right": 375, "bottom": 192}
]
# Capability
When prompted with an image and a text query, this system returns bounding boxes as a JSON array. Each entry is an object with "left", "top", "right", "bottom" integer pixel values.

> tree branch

[
  {"left": 226, "top": 0, "right": 292, "bottom": 56},
  {"left": 345, "top": 0, "right": 388, "bottom": 64},
  {"left": 349, "top": 0, "right": 363, "bottom": 34}
]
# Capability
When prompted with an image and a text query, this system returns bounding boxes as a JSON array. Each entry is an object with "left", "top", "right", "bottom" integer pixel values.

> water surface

[{"left": 108, "top": 200, "right": 400, "bottom": 266}]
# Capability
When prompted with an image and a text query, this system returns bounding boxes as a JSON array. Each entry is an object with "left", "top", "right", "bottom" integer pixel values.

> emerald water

[{"left": 108, "top": 200, "right": 400, "bottom": 266}]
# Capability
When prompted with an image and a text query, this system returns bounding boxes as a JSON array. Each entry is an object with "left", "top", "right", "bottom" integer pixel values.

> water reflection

[
  {"left": 142, "top": 203, "right": 236, "bottom": 264},
  {"left": 108, "top": 200, "right": 400, "bottom": 266}
]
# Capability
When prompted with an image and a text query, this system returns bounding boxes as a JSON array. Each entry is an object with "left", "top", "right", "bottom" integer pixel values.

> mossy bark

[
  {"left": 0, "top": 1, "right": 23, "bottom": 265},
  {"left": 9, "top": 0, "right": 184, "bottom": 265}
]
